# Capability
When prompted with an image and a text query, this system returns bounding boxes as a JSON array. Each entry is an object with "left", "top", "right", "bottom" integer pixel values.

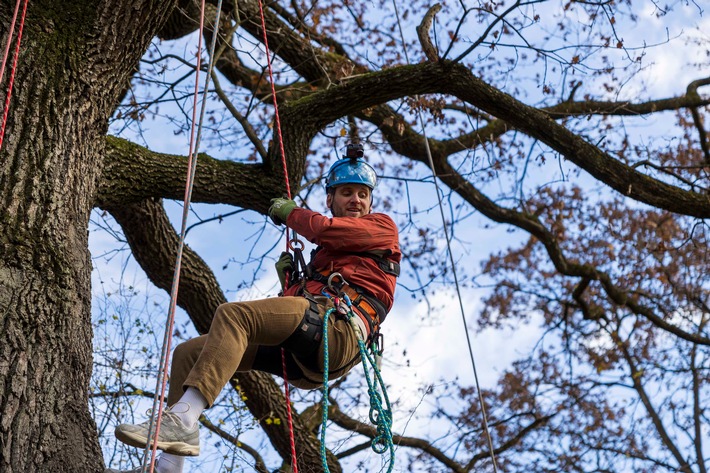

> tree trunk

[{"left": 0, "top": 1, "right": 175, "bottom": 470}]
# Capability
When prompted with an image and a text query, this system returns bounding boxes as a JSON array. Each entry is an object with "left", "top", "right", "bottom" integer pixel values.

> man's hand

[
  {"left": 268, "top": 198, "right": 297, "bottom": 225},
  {"left": 275, "top": 251, "right": 294, "bottom": 290}
]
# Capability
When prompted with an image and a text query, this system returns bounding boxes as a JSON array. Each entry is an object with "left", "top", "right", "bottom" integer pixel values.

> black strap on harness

[
  {"left": 280, "top": 293, "right": 322, "bottom": 363},
  {"left": 349, "top": 250, "right": 401, "bottom": 277},
  {"left": 278, "top": 292, "right": 360, "bottom": 378},
  {"left": 308, "top": 247, "right": 400, "bottom": 278}
]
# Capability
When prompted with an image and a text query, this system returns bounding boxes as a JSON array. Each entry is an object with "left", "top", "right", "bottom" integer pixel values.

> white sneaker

[{"left": 114, "top": 408, "right": 200, "bottom": 456}]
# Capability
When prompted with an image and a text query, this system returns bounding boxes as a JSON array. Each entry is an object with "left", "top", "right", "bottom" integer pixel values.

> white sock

[
  {"left": 155, "top": 453, "right": 185, "bottom": 473},
  {"left": 171, "top": 387, "right": 208, "bottom": 428}
]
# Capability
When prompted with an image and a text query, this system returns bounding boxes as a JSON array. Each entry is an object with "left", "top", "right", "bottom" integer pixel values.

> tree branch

[
  {"left": 416, "top": 4, "right": 442, "bottom": 62},
  {"left": 99, "top": 136, "right": 284, "bottom": 212}
]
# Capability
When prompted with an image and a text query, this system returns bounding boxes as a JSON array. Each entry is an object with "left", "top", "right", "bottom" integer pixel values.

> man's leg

[
  {"left": 114, "top": 297, "right": 310, "bottom": 457},
  {"left": 183, "top": 296, "right": 310, "bottom": 405},
  {"left": 168, "top": 335, "right": 207, "bottom": 406}
]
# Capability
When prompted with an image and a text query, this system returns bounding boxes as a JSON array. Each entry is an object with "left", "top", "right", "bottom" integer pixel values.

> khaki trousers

[{"left": 167, "top": 296, "right": 361, "bottom": 407}]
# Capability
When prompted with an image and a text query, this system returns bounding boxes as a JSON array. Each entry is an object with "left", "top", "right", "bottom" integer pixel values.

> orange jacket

[{"left": 283, "top": 208, "right": 401, "bottom": 317}]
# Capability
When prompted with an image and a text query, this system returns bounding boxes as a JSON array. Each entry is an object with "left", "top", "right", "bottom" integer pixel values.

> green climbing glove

[
  {"left": 268, "top": 198, "right": 297, "bottom": 225},
  {"left": 275, "top": 251, "right": 295, "bottom": 290}
]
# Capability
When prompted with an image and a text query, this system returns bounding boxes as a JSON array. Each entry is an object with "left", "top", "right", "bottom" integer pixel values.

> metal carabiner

[
  {"left": 327, "top": 272, "right": 346, "bottom": 293},
  {"left": 286, "top": 236, "right": 309, "bottom": 283}
]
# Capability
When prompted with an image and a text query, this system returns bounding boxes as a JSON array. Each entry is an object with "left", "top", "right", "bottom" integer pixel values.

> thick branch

[
  {"left": 282, "top": 61, "right": 710, "bottom": 217},
  {"left": 687, "top": 77, "right": 710, "bottom": 164},
  {"left": 236, "top": 0, "right": 363, "bottom": 85},
  {"left": 417, "top": 4, "right": 442, "bottom": 62},
  {"left": 99, "top": 136, "right": 284, "bottom": 211},
  {"left": 157, "top": 0, "right": 201, "bottom": 40},
  {"left": 440, "top": 62, "right": 710, "bottom": 218}
]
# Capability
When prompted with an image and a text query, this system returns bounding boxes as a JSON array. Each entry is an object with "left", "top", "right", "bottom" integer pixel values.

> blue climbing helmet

[{"left": 325, "top": 143, "right": 378, "bottom": 191}]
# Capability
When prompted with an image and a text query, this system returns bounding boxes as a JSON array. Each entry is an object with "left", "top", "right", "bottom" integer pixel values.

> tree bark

[{"left": 0, "top": 0, "right": 176, "bottom": 470}]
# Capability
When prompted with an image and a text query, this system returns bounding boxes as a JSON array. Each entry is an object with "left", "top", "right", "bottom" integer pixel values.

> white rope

[
  {"left": 390, "top": 2, "right": 500, "bottom": 471},
  {"left": 139, "top": 1, "right": 224, "bottom": 471}
]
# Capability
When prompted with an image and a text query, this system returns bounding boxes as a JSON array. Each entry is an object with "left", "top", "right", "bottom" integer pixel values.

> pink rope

[
  {"left": 143, "top": 1, "right": 207, "bottom": 472},
  {"left": 0, "top": 0, "right": 22, "bottom": 87},
  {"left": 0, "top": 0, "right": 29, "bottom": 151}
]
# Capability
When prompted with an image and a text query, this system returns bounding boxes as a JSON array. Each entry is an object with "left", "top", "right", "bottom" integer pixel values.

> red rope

[
  {"left": 281, "top": 347, "right": 299, "bottom": 470},
  {"left": 0, "top": 0, "right": 29, "bottom": 151},
  {"left": 256, "top": 1, "right": 299, "bottom": 471},
  {"left": 256, "top": 0, "right": 291, "bottom": 200}
]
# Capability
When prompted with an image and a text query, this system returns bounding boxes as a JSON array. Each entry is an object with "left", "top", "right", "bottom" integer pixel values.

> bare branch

[
  {"left": 686, "top": 77, "right": 710, "bottom": 164},
  {"left": 416, "top": 4, "right": 442, "bottom": 62},
  {"left": 200, "top": 416, "right": 270, "bottom": 473}
]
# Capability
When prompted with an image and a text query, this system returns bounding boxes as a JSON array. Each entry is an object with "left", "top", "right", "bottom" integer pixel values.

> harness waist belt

[
  {"left": 337, "top": 283, "right": 386, "bottom": 341},
  {"left": 308, "top": 269, "right": 388, "bottom": 341}
]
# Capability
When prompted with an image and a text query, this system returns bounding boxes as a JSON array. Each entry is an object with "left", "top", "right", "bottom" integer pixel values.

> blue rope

[{"left": 319, "top": 297, "right": 395, "bottom": 472}]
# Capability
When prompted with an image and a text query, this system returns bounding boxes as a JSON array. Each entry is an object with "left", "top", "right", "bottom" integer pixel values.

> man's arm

[{"left": 286, "top": 208, "right": 398, "bottom": 253}]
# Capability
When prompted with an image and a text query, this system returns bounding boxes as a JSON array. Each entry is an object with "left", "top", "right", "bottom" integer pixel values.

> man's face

[{"left": 327, "top": 184, "right": 372, "bottom": 218}]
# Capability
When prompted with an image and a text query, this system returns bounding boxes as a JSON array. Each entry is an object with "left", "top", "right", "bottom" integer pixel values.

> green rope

[
  {"left": 320, "top": 298, "right": 395, "bottom": 472},
  {"left": 320, "top": 307, "right": 335, "bottom": 472}
]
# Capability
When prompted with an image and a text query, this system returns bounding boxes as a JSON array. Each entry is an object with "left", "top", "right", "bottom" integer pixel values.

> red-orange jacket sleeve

[{"left": 285, "top": 208, "right": 397, "bottom": 253}]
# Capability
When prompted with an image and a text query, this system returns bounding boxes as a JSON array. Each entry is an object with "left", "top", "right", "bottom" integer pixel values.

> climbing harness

[
  {"left": 288, "top": 242, "right": 399, "bottom": 346},
  {"left": 280, "top": 292, "right": 323, "bottom": 363},
  {"left": 319, "top": 275, "right": 395, "bottom": 472},
  {"left": 390, "top": 1, "right": 500, "bottom": 471},
  {"left": 0, "top": 0, "right": 29, "bottom": 151},
  {"left": 140, "top": 0, "right": 223, "bottom": 471}
]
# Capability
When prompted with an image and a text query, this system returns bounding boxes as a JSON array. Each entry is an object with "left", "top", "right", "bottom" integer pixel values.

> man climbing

[{"left": 105, "top": 144, "right": 401, "bottom": 473}]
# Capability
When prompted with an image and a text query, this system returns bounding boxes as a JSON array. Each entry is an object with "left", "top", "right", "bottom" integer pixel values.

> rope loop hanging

[{"left": 319, "top": 293, "right": 395, "bottom": 473}]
